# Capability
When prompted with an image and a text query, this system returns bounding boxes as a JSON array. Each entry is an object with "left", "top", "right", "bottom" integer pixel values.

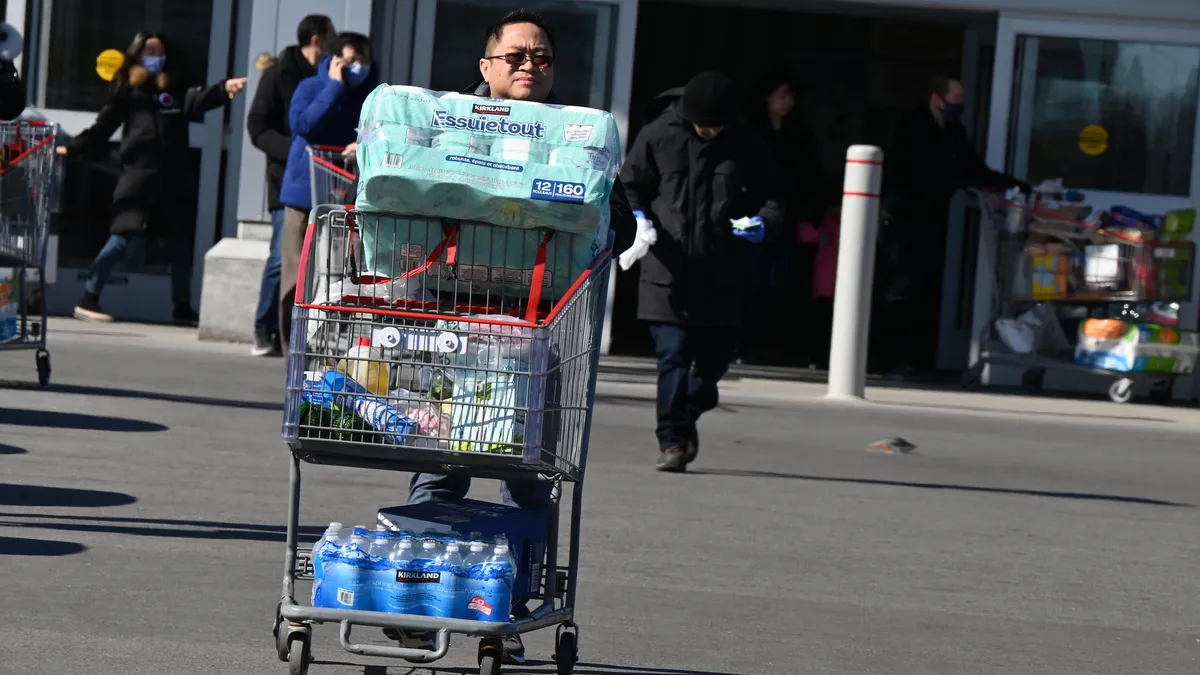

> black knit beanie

[{"left": 679, "top": 71, "right": 736, "bottom": 126}]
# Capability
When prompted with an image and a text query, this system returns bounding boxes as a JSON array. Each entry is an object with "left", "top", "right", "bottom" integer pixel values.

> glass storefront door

[
  {"left": 10, "top": 0, "right": 234, "bottom": 322},
  {"left": 974, "top": 15, "right": 1200, "bottom": 397}
]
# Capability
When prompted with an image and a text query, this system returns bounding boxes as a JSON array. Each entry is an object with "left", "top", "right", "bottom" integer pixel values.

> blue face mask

[
  {"left": 345, "top": 62, "right": 370, "bottom": 87},
  {"left": 142, "top": 55, "right": 166, "bottom": 74},
  {"left": 942, "top": 101, "right": 964, "bottom": 119}
]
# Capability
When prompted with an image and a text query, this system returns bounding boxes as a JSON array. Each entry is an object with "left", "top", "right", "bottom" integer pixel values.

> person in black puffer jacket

[
  {"left": 60, "top": 31, "right": 246, "bottom": 326},
  {"left": 0, "top": 22, "right": 26, "bottom": 120},
  {"left": 245, "top": 14, "right": 335, "bottom": 356},
  {"left": 620, "top": 71, "right": 786, "bottom": 472}
]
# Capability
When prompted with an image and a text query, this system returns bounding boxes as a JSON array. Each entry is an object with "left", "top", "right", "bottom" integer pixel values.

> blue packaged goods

[
  {"left": 461, "top": 539, "right": 515, "bottom": 622},
  {"left": 376, "top": 499, "right": 546, "bottom": 606},
  {"left": 302, "top": 369, "right": 418, "bottom": 444},
  {"left": 354, "top": 85, "right": 622, "bottom": 239},
  {"left": 313, "top": 530, "right": 372, "bottom": 610},
  {"left": 390, "top": 539, "right": 450, "bottom": 616}
]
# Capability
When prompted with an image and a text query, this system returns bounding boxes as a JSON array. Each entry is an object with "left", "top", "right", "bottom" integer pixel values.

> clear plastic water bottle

[
  {"left": 362, "top": 531, "right": 398, "bottom": 612},
  {"left": 381, "top": 537, "right": 416, "bottom": 614},
  {"left": 401, "top": 538, "right": 443, "bottom": 616},
  {"left": 436, "top": 540, "right": 466, "bottom": 618},
  {"left": 345, "top": 528, "right": 371, "bottom": 610},
  {"left": 311, "top": 522, "right": 345, "bottom": 605},
  {"left": 463, "top": 537, "right": 515, "bottom": 622}
]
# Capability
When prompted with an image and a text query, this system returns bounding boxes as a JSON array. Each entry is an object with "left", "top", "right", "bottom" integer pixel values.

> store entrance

[{"left": 611, "top": 0, "right": 996, "bottom": 371}]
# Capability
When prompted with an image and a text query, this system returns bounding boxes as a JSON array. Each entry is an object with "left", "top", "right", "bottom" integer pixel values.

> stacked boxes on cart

[
  {"left": 297, "top": 85, "right": 621, "bottom": 452},
  {"left": 1005, "top": 180, "right": 1200, "bottom": 374},
  {"left": 311, "top": 500, "right": 547, "bottom": 621}
]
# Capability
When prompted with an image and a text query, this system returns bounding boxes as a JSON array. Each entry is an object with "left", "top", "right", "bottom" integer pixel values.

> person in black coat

[
  {"left": 620, "top": 70, "right": 786, "bottom": 473},
  {"left": 60, "top": 31, "right": 246, "bottom": 326},
  {"left": 873, "top": 74, "right": 1029, "bottom": 378},
  {"left": 747, "top": 69, "right": 827, "bottom": 365},
  {"left": 245, "top": 14, "right": 335, "bottom": 356}
]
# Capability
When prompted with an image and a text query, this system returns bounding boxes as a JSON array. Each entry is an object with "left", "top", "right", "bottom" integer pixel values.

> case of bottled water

[
  {"left": 375, "top": 499, "right": 545, "bottom": 605},
  {"left": 311, "top": 523, "right": 516, "bottom": 622}
]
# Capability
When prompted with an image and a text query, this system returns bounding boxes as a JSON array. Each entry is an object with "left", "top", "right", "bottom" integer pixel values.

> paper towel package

[
  {"left": 1075, "top": 318, "right": 1200, "bottom": 374},
  {"left": 354, "top": 85, "right": 622, "bottom": 239}
]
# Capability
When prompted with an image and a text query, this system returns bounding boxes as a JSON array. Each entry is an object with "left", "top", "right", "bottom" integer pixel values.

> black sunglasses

[{"left": 484, "top": 51, "right": 554, "bottom": 68}]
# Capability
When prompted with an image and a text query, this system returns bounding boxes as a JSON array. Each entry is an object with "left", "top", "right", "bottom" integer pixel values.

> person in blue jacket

[{"left": 277, "top": 31, "right": 377, "bottom": 350}]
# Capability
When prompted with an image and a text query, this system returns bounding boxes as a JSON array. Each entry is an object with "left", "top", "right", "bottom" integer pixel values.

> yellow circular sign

[
  {"left": 1079, "top": 124, "right": 1109, "bottom": 156},
  {"left": 95, "top": 49, "right": 125, "bottom": 82}
]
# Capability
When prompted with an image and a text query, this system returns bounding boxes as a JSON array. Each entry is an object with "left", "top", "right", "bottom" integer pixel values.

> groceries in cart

[
  {"left": 353, "top": 85, "right": 622, "bottom": 236},
  {"left": 311, "top": 500, "right": 547, "bottom": 620},
  {"left": 1075, "top": 318, "right": 1200, "bottom": 375}
]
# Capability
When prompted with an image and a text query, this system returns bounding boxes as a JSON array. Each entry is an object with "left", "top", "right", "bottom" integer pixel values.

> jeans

[
  {"left": 253, "top": 208, "right": 284, "bottom": 337},
  {"left": 86, "top": 233, "right": 191, "bottom": 306},
  {"left": 649, "top": 323, "right": 736, "bottom": 450},
  {"left": 407, "top": 472, "right": 553, "bottom": 511}
]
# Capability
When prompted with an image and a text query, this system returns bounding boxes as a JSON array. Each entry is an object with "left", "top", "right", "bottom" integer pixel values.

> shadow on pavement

[
  {"left": 689, "top": 469, "right": 1192, "bottom": 507},
  {"left": 0, "top": 536, "right": 87, "bottom": 556},
  {"left": 0, "top": 443, "right": 27, "bottom": 455},
  {"left": 0, "top": 484, "right": 138, "bottom": 507},
  {"left": 0, "top": 380, "right": 283, "bottom": 412},
  {"left": 872, "top": 400, "right": 1170, "bottom": 423},
  {"left": 0, "top": 408, "right": 168, "bottom": 432},
  {"left": 424, "top": 662, "right": 744, "bottom": 675},
  {"left": 0, "top": 512, "right": 325, "bottom": 543}
]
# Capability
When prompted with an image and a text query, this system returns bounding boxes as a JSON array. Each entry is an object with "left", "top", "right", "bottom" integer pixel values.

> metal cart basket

[
  {"left": 274, "top": 205, "right": 611, "bottom": 674},
  {"left": 0, "top": 120, "right": 58, "bottom": 386}
]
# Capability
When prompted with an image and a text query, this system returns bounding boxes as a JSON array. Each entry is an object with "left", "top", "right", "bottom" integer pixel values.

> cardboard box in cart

[
  {"left": 377, "top": 499, "right": 547, "bottom": 606},
  {"left": 1075, "top": 319, "right": 1200, "bottom": 374}
]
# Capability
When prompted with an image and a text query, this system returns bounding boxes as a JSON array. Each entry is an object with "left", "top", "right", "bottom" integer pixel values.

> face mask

[
  {"left": 142, "top": 55, "right": 165, "bottom": 74},
  {"left": 942, "top": 101, "right": 964, "bottom": 119},
  {"left": 345, "top": 62, "right": 369, "bottom": 87}
]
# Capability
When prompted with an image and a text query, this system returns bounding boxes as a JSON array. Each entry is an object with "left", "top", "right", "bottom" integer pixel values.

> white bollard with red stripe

[{"left": 826, "top": 145, "right": 884, "bottom": 401}]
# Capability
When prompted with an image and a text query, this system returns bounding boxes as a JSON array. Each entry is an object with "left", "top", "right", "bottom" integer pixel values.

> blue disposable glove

[{"left": 731, "top": 216, "right": 765, "bottom": 244}]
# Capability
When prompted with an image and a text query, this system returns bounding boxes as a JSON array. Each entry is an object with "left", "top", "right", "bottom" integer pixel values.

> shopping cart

[
  {"left": 963, "top": 189, "right": 1195, "bottom": 404},
  {"left": 307, "top": 145, "right": 357, "bottom": 209},
  {"left": 0, "top": 120, "right": 58, "bottom": 386},
  {"left": 273, "top": 205, "right": 610, "bottom": 674}
]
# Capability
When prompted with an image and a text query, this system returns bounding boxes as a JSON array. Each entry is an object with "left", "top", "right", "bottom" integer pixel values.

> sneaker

[
  {"left": 173, "top": 305, "right": 200, "bottom": 328},
  {"left": 73, "top": 293, "right": 113, "bottom": 322},
  {"left": 251, "top": 332, "right": 281, "bottom": 357},
  {"left": 655, "top": 445, "right": 689, "bottom": 473},
  {"left": 501, "top": 633, "right": 526, "bottom": 665}
]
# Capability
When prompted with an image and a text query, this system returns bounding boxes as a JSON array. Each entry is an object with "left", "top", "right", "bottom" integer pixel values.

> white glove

[{"left": 618, "top": 211, "right": 658, "bottom": 271}]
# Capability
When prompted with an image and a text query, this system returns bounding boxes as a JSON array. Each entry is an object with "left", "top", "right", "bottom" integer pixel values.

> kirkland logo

[{"left": 472, "top": 103, "right": 511, "bottom": 116}]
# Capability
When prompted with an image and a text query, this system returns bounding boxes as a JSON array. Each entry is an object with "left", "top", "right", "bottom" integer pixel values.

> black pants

[
  {"left": 649, "top": 323, "right": 737, "bottom": 450},
  {"left": 872, "top": 230, "right": 948, "bottom": 373}
]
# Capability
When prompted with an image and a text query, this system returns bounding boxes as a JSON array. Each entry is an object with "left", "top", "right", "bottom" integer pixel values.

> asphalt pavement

[{"left": 1, "top": 319, "right": 1198, "bottom": 674}]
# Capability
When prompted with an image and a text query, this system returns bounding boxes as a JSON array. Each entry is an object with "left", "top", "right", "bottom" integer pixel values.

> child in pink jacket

[{"left": 798, "top": 206, "right": 840, "bottom": 368}]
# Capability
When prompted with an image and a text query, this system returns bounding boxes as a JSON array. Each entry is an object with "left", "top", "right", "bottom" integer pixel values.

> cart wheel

[
  {"left": 1149, "top": 380, "right": 1174, "bottom": 406},
  {"left": 274, "top": 622, "right": 290, "bottom": 662},
  {"left": 555, "top": 631, "right": 578, "bottom": 675},
  {"left": 1020, "top": 368, "right": 1044, "bottom": 394},
  {"left": 478, "top": 653, "right": 500, "bottom": 675},
  {"left": 35, "top": 350, "right": 50, "bottom": 387},
  {"left": 287, "top": 634, "right": 310, "bottom": 675},
  {"left": 1108, "top": 378, "right": 1134, "bottom": 404}
]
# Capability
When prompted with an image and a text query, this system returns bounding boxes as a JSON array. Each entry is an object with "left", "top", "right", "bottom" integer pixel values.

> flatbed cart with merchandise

[
  {"left": 963, "top": 189, "right": 1195, "bottom": 404},
  {"left": 272, "top": 204, "right": 611, "bottom": 674},
  {"left": 0, "top": 120, "right": 58, "bottom": 386}
]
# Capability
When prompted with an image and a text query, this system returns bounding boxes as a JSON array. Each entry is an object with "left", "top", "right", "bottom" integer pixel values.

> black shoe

[
  {"left": 173, "top": 305, "right": 199, "bottom": 328},
  {"left": 501, "top": 633, "right": 526, "bottom": 665},
  {"left": 73, "top": 292, "right": 113, "bottom": 322},
  {"left": 655, "top": 446, "right": 689, "bottom": 473},
  {"left": 683, "top": 425, "right": 699, "bottom": 464}
]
